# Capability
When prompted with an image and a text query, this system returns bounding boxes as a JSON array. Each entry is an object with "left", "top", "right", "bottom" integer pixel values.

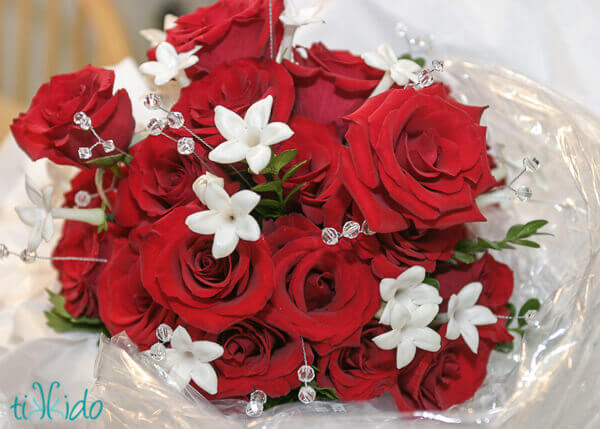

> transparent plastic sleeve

[{"left": 89, "top": 58, "right": 600, "bottom": 428}]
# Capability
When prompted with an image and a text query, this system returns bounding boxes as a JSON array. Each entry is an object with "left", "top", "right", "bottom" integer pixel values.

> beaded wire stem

[{"left": 0, "top": 243, "right": 108, "bottom": 264}]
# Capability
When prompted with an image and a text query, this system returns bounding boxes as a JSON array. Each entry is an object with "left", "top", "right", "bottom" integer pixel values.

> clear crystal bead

[
  {"left": 515, "top": 185, "right": 532, "bottom": 202},
  {"left": 156, "top": 323, "right": 173, "bottom": 343},
  {"left": 20, "top": 249, "right": 37, "bottom": 263},
  {"left": 361, "top": 220, "right": 376, "bottom": 236},
  {"left": 250, "top": 389, "right": 267, "bottom": 404},
  {"left": 321, "top": 227, "right": 339, "bottom": 246},
  {"left": 395, "top": 22, "right": 408, "bottom": 37},
  {"left": 74, "top": 190, "right": 92, "bottom": 208},
  {"left": 78, "top": 147, "right": 92, "bottom": 160},
  {"left": 146, "top": 118, "right": 166, "bottom": 136},
  {"left": 524, "top": 309, "right": 537, "bottom": 322},
  {"left": 143, "top": 93, "right": 162, "bottom": 110},
  {"left": 342, "top": 221, "right": 361, "bottom": 239},
  {"left": 0, "top": 243, "right": 9, "bottom": 259},
  {"left": 298, "top": 385, "right": 316, "bottom": 404},
  {"left": 431, "top": 60, "right": 444, "bottom": 72},
  {"left": 149, "top": 342, "right": 166, "bottom": 361},
  {"left": 245, "top": 400, "right": 264, "bottom": 417},
  {"left": 73, "top": 112, "right": 91, "bottom": 130},
  {"left": 523, "top": 156, "right": 540, "bottom": 172},
  {"left": 101, "top": 139, "right": 115, "bottom": 153},
  {"left": 177, "top": 137, "right": 195, "bottom": 155},
  {"left": 167, "top": 111, "right": 185, "bottom": 129},
  {"left": 418, "top": 70, "right": 434, "bottom": 87},
  {"left": 297, "top": 365, "right": 315, "bottom": 383}
]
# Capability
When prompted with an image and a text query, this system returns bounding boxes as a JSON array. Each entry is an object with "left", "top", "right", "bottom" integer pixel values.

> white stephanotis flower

[
  {"left": 140, "top": 14, "right": 178, "bottom": 47},
  {"left": 160, "top": 326, "right": 223, "bottom": 394},
  {"left": 362, "top": 43, "right": 421, "bottom": 97},
  {"left": 373, "top": 303, "right": 441, "bottom": 369},
  {"left": 208, "top": 95, "right": 294, "bottom": 174},
  {"left": 277, "top": 0, "right": 324, "bottom": 62},
  {"left": 379, "top": 266, "right": 442, "bottom": 325},
  {"left": 139, "top": 41, "right": 200, "bottom": 87},
  {"left": 185, "top": 183, "right": 261, "bottom": 259},
  {"left": 445, "top": 282, "right": 498, "bottom": 353},
  {"left": 192, "top": 172, "right": 225, "bottom": 205},
  {"left": 15, "top": 176, "right": 105, "bottom": 250}
]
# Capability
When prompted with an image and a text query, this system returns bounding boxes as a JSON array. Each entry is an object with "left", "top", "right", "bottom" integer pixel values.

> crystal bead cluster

[
  {"left": 508, "top": 156, "right": 541, "bottom": 202},
  {"left": 144, "top": 94, "right": 199, "bottom": 156},
  {"left": 73, "top": 112, "right": 118, "bottom": 160},
  {"left": 147, "top": 323, "right": 173, "bottom": 362},
  {"left": 406, "top": 60, "right": 444, "bottom": 89},
  {"left": 246, "top": 389, "right": 267, "bottom": 417},
  {"left": 295, "top": 337, "right": 316, "bottom": 405},
  {"left": 322, "top": 220, "right": 376, "bottom": 246}
]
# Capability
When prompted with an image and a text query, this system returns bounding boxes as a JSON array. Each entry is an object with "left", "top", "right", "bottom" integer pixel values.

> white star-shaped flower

[
  {"left": 139, "top": 41, "right": 200, "bottom": 87},
  {"left": 445, "top": 282, "right": 498, "bottom": 353},
  {"left": 277, "top": 0, "right": 324, "bottom": 62},
  {"left": 373, "top": 303, "right": 441, "bottom": 369},
  {"left": 140, "top": 14, "right": 178, "bottom": 47},
  {"left": 185, "top": 183, "right": 261, "bottom": 259},
  {"left": 15, "top": 176, "right": 54, "bottom": 251},
  {"left": 379, "top": 266, "right": 442, "bottom": 325},
  {"left": 208, "top": 95, "right": 294, "bottom": 174},
  {"left": 362, "top": 43, "right": 421, "bottom": 96},
  {"left": 192, "top": 172, "right": 225, "bottom": 205},
  {"left": 160, "top": 326, "right": 223, "bottom": 394}
]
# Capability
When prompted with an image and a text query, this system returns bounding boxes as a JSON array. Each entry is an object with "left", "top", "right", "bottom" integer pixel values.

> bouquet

[{"left": 8, "top": 0, "right": 550, "bottom": 416}]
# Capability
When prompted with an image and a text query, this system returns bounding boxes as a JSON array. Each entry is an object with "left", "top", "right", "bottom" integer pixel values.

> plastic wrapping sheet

[{"left": 62, "top": 58, "right": 600, "bottom": 427}]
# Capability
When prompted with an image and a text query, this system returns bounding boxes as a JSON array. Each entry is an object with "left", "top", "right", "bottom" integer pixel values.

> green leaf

[
  {"left": 512, "top": 239, "right": 541, "bottom": 248},
  {"left": 495, "top": 341, "right": 514, "bottom": 353},
  {"left": 399, "top": 53, "right": 426, "bottom": 67},
  {"left": 252, "top": 181, "right": 283, "bottom": 193},
  {"left": 85, "top": 154, "right": 128, "bottom": 169},
  {"left": 254, "top": 199, "right": 282, "bottom": 219},
  {"left": 518, "top": 298, "right": 541, "bottom": 327},
  {"left": 45, "top": 289, "right": 108, "bottom": 335},
  {"left": 262, "top": 149, "right": 298, "bottom": 175},
  {"left": 283, "top": 182, "right": 307, "bottom": 207},
  {"left": 520, "top": 220, "right": 549, "bottom": 237},
  {"left": 505, "top": 303, "right": 517, "bottom": 327},
  {"left": 453, "top": 251, "right": 476, "bottom": 264},
  {"left": 423, "top": 277, "right": 440, "bottom": 289},
  {"left": 281, "top": 160, "right": 307, "bottom": 183}
]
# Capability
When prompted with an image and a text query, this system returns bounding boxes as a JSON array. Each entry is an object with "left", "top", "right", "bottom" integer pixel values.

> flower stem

[
  {"left": 51, "top": 207, "right": 106, "bottom": 226},
  {"left": 95, "top": 168, "right": 112, "bottom": 211}
]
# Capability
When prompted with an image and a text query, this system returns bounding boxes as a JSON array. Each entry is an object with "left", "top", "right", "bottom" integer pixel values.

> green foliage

[
  {"left": 252, "top": 150, "right": 307, "bottom": 219},
  {"left": 494, "top": 299, "right": 541, "bottom": 353},
  {"left": 399, "top": 53, "right": 426, "bottom": 67},
  {"left": 423, "top": 277, "right": 440, "bottom": 289},
  {"left": 263, "top": 381, "right": 339, "bottom": 411},
  {"left": 44, "top": 290, "right": 109, "bottom": 336},
  {"left": 453, "top": 220, "right": 551, "bottom": 263},
  {"left": 85, "top": 153, "right": 131, "bottom": 169}
]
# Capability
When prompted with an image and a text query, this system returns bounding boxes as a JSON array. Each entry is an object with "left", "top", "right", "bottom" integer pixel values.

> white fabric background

[{"left": 0, "top": 1, "right": 599, "bottom": 427}]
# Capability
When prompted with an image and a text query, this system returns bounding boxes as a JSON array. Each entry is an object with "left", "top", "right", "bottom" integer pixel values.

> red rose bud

[{"left": 10, "top": 65, "right": 135, "bottom": 168}]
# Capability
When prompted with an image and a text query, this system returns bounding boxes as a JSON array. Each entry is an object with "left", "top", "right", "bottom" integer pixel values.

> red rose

[
  {"left": 113, "top": 134, "right": 229, "bottom": 227},
  {"left": 275, "top": 116, "right": 351, "bottom": 226},
  {"left": 436, "top": 253, "right": 514, "bottom": 344},
  {"left": 52, "top": 221, "right": 125, "bottom": 318},
  {"left": 97, "top": 237, "right": 177, "bottom": 349},
  {"left": 285, "top": 43, "right": 383, "bottom": 136},
  {"left": 370, "top": 225, "right": 466, "bottom": 277},
  {"left": 157, "top": 0, "right": 284, "bottom": 79},
  {"left": 393, "top": 325, "right": 495, "bottom": 411},
  {"left": 139, "top": 205, "right": 275, "bottom": 332},
  {"left": 339, "top": 83, "right": 497, "bottom": 232},
  {"left": 172, "top": 58, "right": 294, "bottom": 141},
  {"left": 197, "top": 315, "right": 312, "bottom": 399},
  {"left": 318, "top": 321, "right": 397, "bottom": 401},
  {"left": 265, "top": 214, "right": 380, "bottom": 354},
  {"left": 11, "top": 66, "right": 134, "bottom": 168}
]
